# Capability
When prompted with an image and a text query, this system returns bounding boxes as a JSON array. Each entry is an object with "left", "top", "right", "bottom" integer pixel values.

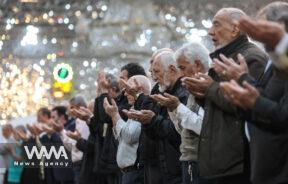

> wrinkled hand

[
  {"left": 70, "top": 107, "right": 93, "bottom": 122},
  {"left": 212, "top": 53, "right": 248, "bottom": 81},
  {"left": 122, "top": 109, "right": 155, "bottom": 124},
  {"left": 66, "top": 130, "right": 81, "bottom": 141},
  {"left": 181, "top": 73, "right": 213, "bottom": 98},
  {"left": 150, "top": 93, "right": 180, "bottom": 111},
  {"left": 103, "top": 97, "right": 120, "bottom": 124},
  {"left": 237, "top": 16, "right": 285, "bottom": 50},
  {"left": 42, "top": 124, "right": 55, "bottom": 135},
  {"left": 15, "top": 130, "right": 28, "bottom": 141},
  {"left": 220, "top": 80, "right": 260, "bottom": 109},
  {"left": 33, "top": 124, "right": 44, "bottom": 135},
  {"left": 97, "top": 71, "right": 110, "bottom": 96},
  {"left": 51, "top": 120, "right": 64, "bottom": 132},
  {"left": 26, "top": 124, "right": 37, "bottom": 136}
]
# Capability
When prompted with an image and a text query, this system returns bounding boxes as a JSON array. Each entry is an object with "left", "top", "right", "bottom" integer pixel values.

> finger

[
  {"left": 242, "top": 81, "right": 257, "bottom": 93},
  {"left": 111, "top": 98, "right": 117, "bottom": 107},
  {"left": 196, "top": 73, "right": 211, "bottom": 80},
  {"left": 103, "top": 97, "right": 110, "bottom": 109},
  {"left": 219, "top": 54, "right": 233, "bottom": 66},
  {"left": 163, "top": 93, "right": 177, "bottom": 100},
  {"left": 212, "top": 58, "right": 228, "bottom": 72},
  {"left": 237, "top": 54, "right": 247, "bottom": 67}
]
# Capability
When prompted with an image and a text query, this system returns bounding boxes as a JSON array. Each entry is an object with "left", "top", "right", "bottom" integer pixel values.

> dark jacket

[
  {"left": 40, "top": 133, "right": 74, "bottom": 184},
  {"left": 238, "top": 66, "right": 288, "bottom": 184},
  {"left": 198, "top": 35, "right": 268, "bottom": 178},
  {"left": 91, "top": 93, "right": 120, "bottom": 174},
  {"left": 142, "top": 78, "right": 189, "bottom": 184}
]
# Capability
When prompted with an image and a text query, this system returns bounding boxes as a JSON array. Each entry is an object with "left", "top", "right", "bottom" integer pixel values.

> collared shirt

[
  {"left": 168, "top": 95, "right": 204, "bottom": 135},
  {"left": 112, "top": 118, "right": 141, "bottom": 169},
  {"left": 168, "top": 95, "right": 204, "bottom": 161},
  {"left": 60, "top": 118, "right": 90, "bottom": 163}
]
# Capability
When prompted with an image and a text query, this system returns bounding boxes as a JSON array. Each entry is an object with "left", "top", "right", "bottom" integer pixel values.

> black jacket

[
  {"left": 198, "top": 35, "right": 268, "bottom": 178},
  {"left": 142, "top": 78, "right": 189, "bottom": 184},
  {"left": 40, "top": 133, "right": 74, "bottom": 184},
  {"left": 238, "top": 66, "right": 288, "bottom": 184}
]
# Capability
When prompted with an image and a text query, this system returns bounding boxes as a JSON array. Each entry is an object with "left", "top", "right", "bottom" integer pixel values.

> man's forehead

[{"left": 213, "top": 11, "right": 230, "bottom": 23}]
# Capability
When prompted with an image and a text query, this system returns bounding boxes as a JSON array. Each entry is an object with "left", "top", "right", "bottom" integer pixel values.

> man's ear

[
  {"left": 168, "top": 65, "right": 177, "bottom": 73},
  {"left": 232, "top": 25, "right": 240, "bottom": 38},
  {"left": 195, "top": 59, "right": 205, "bottom": 73}
]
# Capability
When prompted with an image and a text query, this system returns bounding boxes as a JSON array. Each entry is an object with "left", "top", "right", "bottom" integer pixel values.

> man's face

[
  {"left": 119, "top": 70, "right": 129, "bottom": 81},
  {"left": 37, "top": 112, "right": 48, "bottom": 123},
  {"left": 209, "top": 11, "right": 236, "bottom": 49},
  {"left": 152, "top": 59, "right": 166, "bottom": 87},
  {"left": 51, "top": 110, "right": 60, "bottom": 122},
  {"left": 2, "top": 126, "right": 12, "bottom": 139},
  {"left": 177, "top": 57, "right": 198, "bottom": 77},
  {"left": 152, "top": 58, "right": 177, "bottom": 92}
]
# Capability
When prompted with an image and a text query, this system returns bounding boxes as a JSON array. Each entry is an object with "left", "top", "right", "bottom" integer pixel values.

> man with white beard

[{"left": 125, "top": 51, "right": 189, "bottom": 184}]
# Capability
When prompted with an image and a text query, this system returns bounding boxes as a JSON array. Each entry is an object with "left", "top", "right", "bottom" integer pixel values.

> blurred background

[{"left": 0, "top": 0, "right": 285, "bottom": 127}]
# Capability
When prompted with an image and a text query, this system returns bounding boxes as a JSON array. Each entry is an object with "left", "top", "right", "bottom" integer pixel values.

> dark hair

[
  {"left": 52, "top": 106, "right": 69, "bottom": 120},
  {"left": 69, "top": 94, "right": 87, "bottom": 108},
  {"left": 121, "top": 63, "right": 146, "bottom": 78},
  {"left": 106, "top": 74, "right": 121, "bottom": 93},
  {"left": 38, "top": 107, "right": 51, "bottom": 118}
]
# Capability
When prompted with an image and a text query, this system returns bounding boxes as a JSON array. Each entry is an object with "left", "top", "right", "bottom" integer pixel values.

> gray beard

[{"left": 158, "top": 84, "right": 167, "bottom": 93}]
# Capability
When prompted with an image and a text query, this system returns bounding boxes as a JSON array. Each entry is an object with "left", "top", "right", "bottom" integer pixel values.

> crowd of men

[{"left": 1, "top": 1, "right": 288, "bottom": 184}]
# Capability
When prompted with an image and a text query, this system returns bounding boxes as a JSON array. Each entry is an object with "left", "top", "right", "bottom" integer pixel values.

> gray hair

[
  {"left": 106, "top": 74, "right": 120, "bottom": 93},
  {"left": 217, "top": 7, "right": 246, "bottom": 22},
  {"left": 69, "top": 94, "right": 87, "bottom": 108},
  {"left": 156, "top": 51, "right": 179, "bottom": 72},
  {"left": 174, "top": 42, "right": 211, "bottom": 71},
  {"left": 257, "top": 1, "right": 288, "bottom": 22},
  {"left": 128, "top": 75, "right": 151, "bottom": 95}
]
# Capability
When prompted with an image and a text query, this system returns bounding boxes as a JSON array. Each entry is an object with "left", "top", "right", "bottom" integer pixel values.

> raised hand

[
  {"left": 150, "top": 93, "right": 180, "bottom": 111},
  {"left": 212, "top": 53, "right": 248, "bottom": 81}
]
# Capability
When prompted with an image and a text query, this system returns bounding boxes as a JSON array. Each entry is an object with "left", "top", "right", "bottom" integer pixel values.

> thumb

[
  {"left": 197, "top": 73, "right": 210, "bottom": 79},
  {"left": 111, "top": 98, "right": 117, "bottom": 107}
]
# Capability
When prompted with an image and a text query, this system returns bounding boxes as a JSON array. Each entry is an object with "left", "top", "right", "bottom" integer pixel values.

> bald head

[
  {"left": 215, "top": 8, "right": 246, "bottom": 23},
  {"left": 151, "top": 48, "right": 174, "bottom": 63},
  {"left": 127, "top": 75, "right": 151, "bottom": 95},
  {"left": 209, "top": 7, "right": 246, "bottom": 49}
]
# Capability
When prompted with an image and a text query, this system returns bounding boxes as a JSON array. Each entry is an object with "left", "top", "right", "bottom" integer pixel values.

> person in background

[
  {"left": 104, "top": 75, "right": 151, "bottom": 184},
  {"left": 0, "top": 124, "right": 14, "bottom": 184},
  {"left": 7, "top": 125, "right": 25, "bottom": 184},
  {"left": 52, "top": 96, "right": 90, "bottom": 184}
]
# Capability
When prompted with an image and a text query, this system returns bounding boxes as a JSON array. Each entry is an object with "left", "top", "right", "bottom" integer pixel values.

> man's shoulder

[{"left": 241, "top": 42, "right": 269, "bottom": 62}]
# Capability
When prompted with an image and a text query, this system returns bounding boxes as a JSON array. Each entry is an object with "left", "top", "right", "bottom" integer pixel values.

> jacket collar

[
  {"left": 210, "top": 35, "right": 249, "bottom": 59},
  {"left": 165, "top": 77, "right": 183, "bottom": 95}
]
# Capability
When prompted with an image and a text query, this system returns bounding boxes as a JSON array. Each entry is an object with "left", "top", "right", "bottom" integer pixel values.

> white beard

[{"left": 158, "top": 84, "right": 167, "bottom": 93}]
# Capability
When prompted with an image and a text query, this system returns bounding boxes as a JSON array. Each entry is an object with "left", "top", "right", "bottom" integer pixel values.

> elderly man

[
  {"left": 126, "top": 51, "right": 189, "bottom": 184},
  {"left": 103, "top": 75, "right": 151, "bottom": 184},
  {"left": 216, "top": 2, "right": 288, "bottom": 184},
  {"left": 150, "top": 42, "right": 211, "bottom": 184},
  {"left": 182, "top": 8, "right": 268, "bottom": 183}
]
